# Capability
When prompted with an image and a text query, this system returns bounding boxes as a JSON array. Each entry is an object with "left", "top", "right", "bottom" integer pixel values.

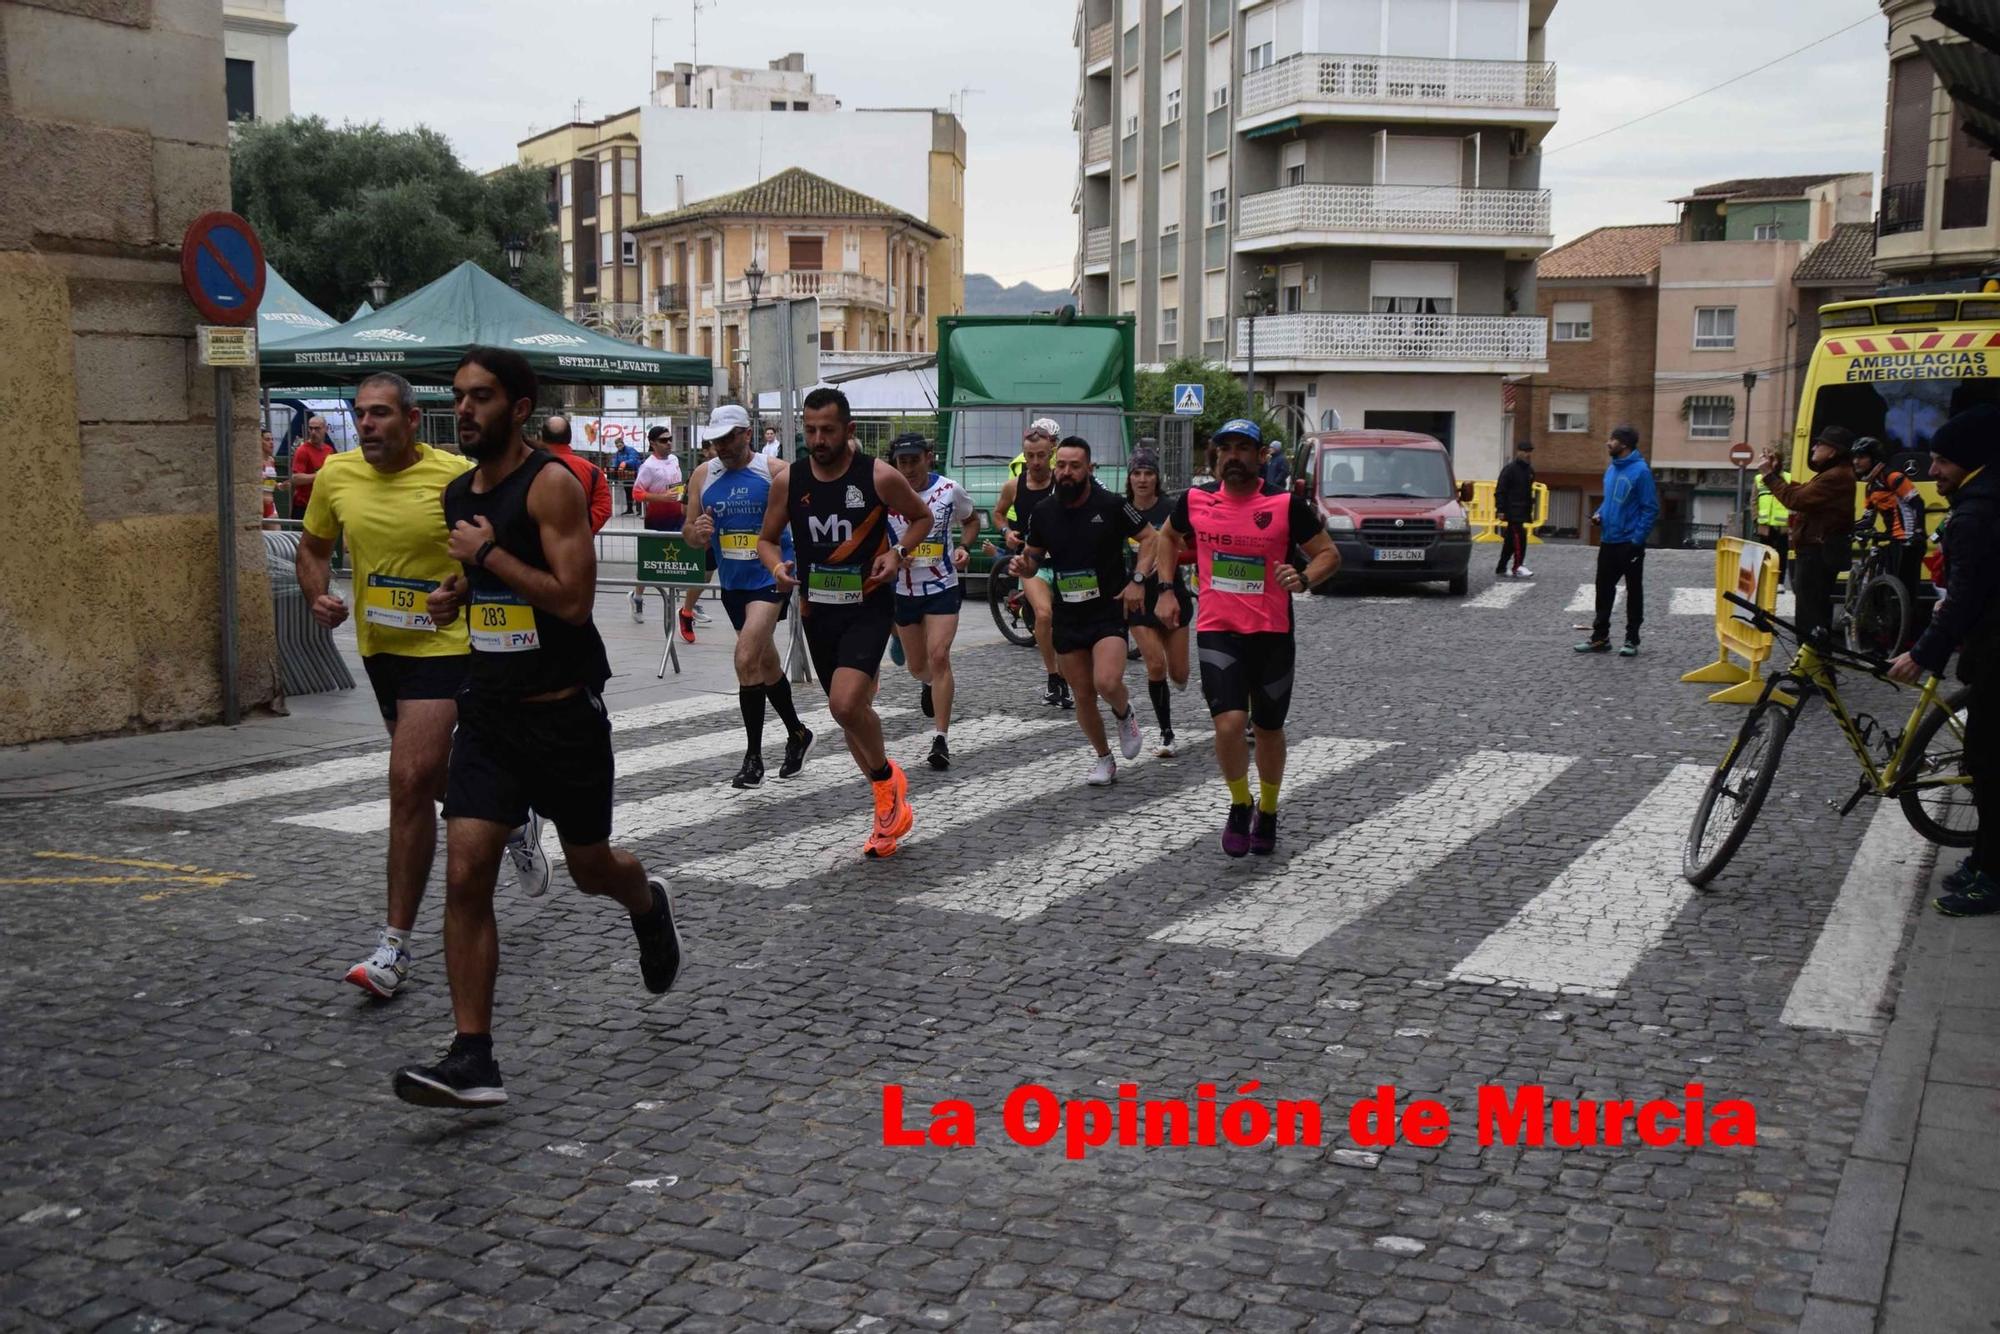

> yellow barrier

[
  {"left": 1465, "top": 480, "right": 1550, "bottom": 543},
  {"left": 1679, "top": 537, "right": 1793, "bottom": 706}
]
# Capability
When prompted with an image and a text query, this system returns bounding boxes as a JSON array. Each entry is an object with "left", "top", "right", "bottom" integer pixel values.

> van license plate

[{"left": 1373, "top": 548, "right": 1425, "bottom": 562}]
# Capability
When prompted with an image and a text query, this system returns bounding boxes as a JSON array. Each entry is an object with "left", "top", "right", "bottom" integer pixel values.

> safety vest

[{"left": 1756, "top": 488, "right": 1789, "bottom": 528}]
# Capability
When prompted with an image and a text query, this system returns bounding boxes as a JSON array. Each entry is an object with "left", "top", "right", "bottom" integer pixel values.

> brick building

[
  {"left": 1514, "top": 224, "right": 1674, "bottom": 538},
  {"left": 1792, "top": 220, "right": 1883, "bottom": 371}
]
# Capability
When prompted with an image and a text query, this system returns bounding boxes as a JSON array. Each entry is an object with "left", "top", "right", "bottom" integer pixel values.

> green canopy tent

[
  {"left": 260, "top": 261, "right": 711, "bottom": 388},
  {"left": 257, "top": 264, "right": 340, "bottom": 346},
  {"left": 349, "top": 300, "right": 374, "bottom": 321}
]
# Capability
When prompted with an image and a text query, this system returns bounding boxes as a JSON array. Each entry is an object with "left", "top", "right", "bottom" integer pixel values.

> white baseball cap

[
  {"left": 700, "top": 404, "right": 751, "bottom": 441},
  {"left": 1026, "top": 417, "right": 1062, "bottom": 441}
]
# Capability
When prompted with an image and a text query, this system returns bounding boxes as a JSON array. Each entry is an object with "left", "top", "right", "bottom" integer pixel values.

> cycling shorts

[
  {"left": 721, "top": 586, "right": 787, "bottom": 632},
  {"left": 894, "top": 584, "right": 964, "bottom": 626},
  {"left": 1196, "top": 630, "right": 1296, "bottom": 730},
  {"left": 801, "top": 594, "right": 895, "bottom": 691}
]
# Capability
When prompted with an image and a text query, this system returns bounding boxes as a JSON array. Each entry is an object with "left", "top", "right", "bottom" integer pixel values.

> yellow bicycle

[{"left": 1684, "top": 592, "right": 1975, "bottom": 887}]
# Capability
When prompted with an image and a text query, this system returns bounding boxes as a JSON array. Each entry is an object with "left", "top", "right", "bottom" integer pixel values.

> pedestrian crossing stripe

[{"left": 1558, "top": 583, "right": 1796, "bottom": 618}]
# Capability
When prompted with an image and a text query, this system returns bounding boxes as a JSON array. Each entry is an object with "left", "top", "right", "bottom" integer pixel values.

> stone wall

[{"left": 0, "top": 0, "right": 279, "bottom": 745}]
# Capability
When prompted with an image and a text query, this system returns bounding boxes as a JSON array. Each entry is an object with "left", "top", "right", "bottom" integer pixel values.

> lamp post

[
  {"left": 366, "top": 274, "right": 389, "bottom": 307},
  {"left": 1739, "top": 368, "right": 1759, "bottom": 538},
  {"left": 503, "top": 237, "right": 526, "bottom": 288},
  {"left": 1242, "top": 287, "right": 1268, "bottom": 418},
  {"left": 742, "top": 260, "right": 766, "bottom": 407}
]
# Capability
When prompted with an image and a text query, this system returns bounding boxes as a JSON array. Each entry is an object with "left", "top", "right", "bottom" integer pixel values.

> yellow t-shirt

[{"left": 302, "top": 445, "right": 475, "bottom": 659}]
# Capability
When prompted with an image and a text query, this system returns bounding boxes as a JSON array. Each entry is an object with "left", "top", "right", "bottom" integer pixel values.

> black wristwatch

[{"left": 473, "top": 539, "right": 496, "bottom": 569}]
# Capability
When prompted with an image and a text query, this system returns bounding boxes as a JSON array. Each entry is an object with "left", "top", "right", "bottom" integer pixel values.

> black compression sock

[
  {"left": 765, "top": 677, "right": 804, "bottom": 735},
  {"left": 738, "top": 684, "right": 767, "bottom": 752},
  {"left": 1047, "top": 672, "right": 1063, "bottom": 692},
  {"left": 869, "top": 762, "right": 893, "bottom": 783},
  {"left": 453, "top": 1032, "right": 493, "bottom": 1056},
  {"left": 1148, "top": 679, "right": 1173, "bottom": 735}
]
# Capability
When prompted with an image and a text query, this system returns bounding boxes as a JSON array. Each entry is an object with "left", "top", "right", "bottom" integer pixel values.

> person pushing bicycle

[{"left": 1851, "top": 436, "right": 1927, "bottom": 619}]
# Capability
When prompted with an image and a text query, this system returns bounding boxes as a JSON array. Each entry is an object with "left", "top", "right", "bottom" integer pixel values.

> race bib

[
  {"left": 719, "top": 530, "right": 759, "bottom": 561},
  {"left": 807, "top": 563, "right": 864, "bottom": 606},
  {"left": 1056, "top": 569, "right": 1101, "bottom": 603},
  {"left": 469, "top": 589, "right": 540, "bottom": 653},
  {"left": 1210, "top": 553, "right": 1268, "bottom": 596},
  {"left": 913, "top": 540, "right": 946, "bottom": 562},
  {"left": 362, "top": 573, "right": 438, "bottom": 631}
]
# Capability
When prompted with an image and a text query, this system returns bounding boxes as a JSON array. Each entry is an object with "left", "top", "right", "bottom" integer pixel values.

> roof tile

[
  {"left": 632, "top": 166, "right": 941, "bottom": 236},
  {"left": 1535, "top": 224, "right": 1678, "bottom": 280},
  {"left": 1793, "top": 221, "right": 1881, "bottom": 285}
]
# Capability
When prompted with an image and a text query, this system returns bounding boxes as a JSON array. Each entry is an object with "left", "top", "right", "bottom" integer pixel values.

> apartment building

[
  {"left": 1073, "top": 0, "right": 1557, "bottom": 479},
  {"left": 629, "top": 169, "right": 943, "bottom": 399},
  {"left": 1878, "top": 0, "right": 2000, "bottom": 284},
  {"left": 515, "top": 109, "right": 647, "bottom": 336},
  {"left": 224, "top": 0, "right": 292, "bottom": 124},
  {"left": 651, "top": 51, "right": 840, "bottom": 112}
]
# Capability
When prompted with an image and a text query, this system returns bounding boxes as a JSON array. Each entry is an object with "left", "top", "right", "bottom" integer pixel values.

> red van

[{"left": 1291, "top": 430, "right": 1474, "bottom": 596}]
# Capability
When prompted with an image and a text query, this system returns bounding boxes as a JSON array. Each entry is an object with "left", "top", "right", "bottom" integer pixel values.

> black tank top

[
  {"left": 444, "top": 449, "right": 612, "bottom": 698},
  {"left": 1013, "top": 472, "right": 1054, "bottom": 529},
  {"left": 787, "top": 446, "right": 893, "bottom": 613}
]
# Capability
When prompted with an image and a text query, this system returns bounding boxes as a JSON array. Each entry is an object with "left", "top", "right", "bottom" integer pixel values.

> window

[
  {"left": 225, "top": 58, "right": 256, "bottom": 122},
  {"left": 1125, "top": 113, "right": 1140, "bottom": 136},
  {"left": 1161, "top": 165, "right": 1180, "bottom": 214},
  {"left": 1370, "top": 260, "right": 1456, "bottom": 314},
  {"left": 1166, "top": 86, "right": 1183, "bottom": 122},
  {"left": 600, "top": 231, "right": 615, "bottom": 267},
  {"left": 1552, "top": 301, "right": 1592, "bottom": 342},
  {"left": 560, "top": 167, "right": 573, "bottom": 208},
  {"left": 1122, "top": 24, "right": 1140, "bottom": 68},
  {"left": 1212, "top": 84, "right": 1230, "bottom": 111},
  {"left": 1162, "top": 307, "right": 1179, "bottom": 343},
  {"left": 1379, "top": 134, "right": 1461, "bottom": 187},
  {"left": 1549, "top": 392, "right": 1589, "bottom": 434},
  {"left": 771, "top": 100, "right": 788, "bottom": 111},
  {"left": 621, "top": 232, "right": 637, "bottom": 266},
  {"left": 1684, "top": 395, "right": 1735, "bottom": 439},
  {"left": 621, "top": 157, "right": 637, "bottom": 195},
  {"left": 794, "top": 100, "right": 809, "bottom": 111},
  {"left": 1752, "top": 222, "right": 1781, "bottom": 240},
  {"left": 1209, "top": 187, "right": 1228, "bottom": 225},
  {"left": 788, "top": 235, "right": 824, "bottom": 271},
  {"left": 599, "top": 160, "right": 614, "bottom": 197},
  {"left": 1163, "top": 7, "right": 1183, "bottom": 54},
  {"left": 1206, "top": 315, "right": 1227, "bottom": 341},
  {"left": 1244, "top": 3, "right": 1275, "bottom": 71},
  {"left": 1164, "top": 53, "right": 1183, "bottom": 123},
  {"left": 1282, "top": 142, "right": 1306, "bottom": 188},
  {"left": 562, "top": 241, "right": 574, "bottom": 274},
  {"left": 1120, "top": 239, "right": 1136, "bottom": 281},
  {"left": 1279, "top": 262, "right": 1303, "bottom": 313},
  {"left": 1694, "top": 306, "right": 1737, "bottom": 350}
]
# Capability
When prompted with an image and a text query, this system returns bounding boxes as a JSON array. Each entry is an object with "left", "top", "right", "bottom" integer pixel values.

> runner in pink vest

[{"left": 1152, "top": 418, "right": 1339, "bottom": 857}]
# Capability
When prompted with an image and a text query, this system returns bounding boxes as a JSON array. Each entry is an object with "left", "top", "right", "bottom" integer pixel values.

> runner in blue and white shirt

[{"left": 887, "top": 433, "right": 980, "bottom": 771}]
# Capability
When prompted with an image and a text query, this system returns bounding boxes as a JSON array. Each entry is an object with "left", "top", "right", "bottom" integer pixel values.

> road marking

[
  {"left": 0, "top": 851, "right": 253, "bottom": 902},
  {"left": 1566, "top": 583, "right": 1601, "bottom": 613},
  {"left": 277, "top": 707, "right": 897, "bottom": 835},
  {"left": 1780, "top": 802, "right": 1936, "bottom": 1033},
  {"left": 1151, "top": 750, "right": 1571, "bottom": 957},
  {"left": 904, "top": 736, "right": 1393, "bottom": 922},
  {"left": 569, "top": 713, "right": 1065, "bottom": 864},
  {"left": 676, "top": 722, "right": 1198, "bottom": 890},
  {"left": 1671, "top": 588, "right": 1713, "bottom": 616},
  {"left": 115, "top": 693, "right": 740, "bottom": 812},
  {"left": 1465, "top": 580, "right": 1534, "bottom": 610},
  {"left": 1448, "top": 764, "right": 1709, "bottom": 996}
]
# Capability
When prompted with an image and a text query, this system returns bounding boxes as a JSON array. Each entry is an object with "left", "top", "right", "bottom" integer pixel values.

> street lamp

[
  {"left": 503, "top": 237, "right": 526, "bottom": 288},
  {"left": 744, "top": 259, "right": 766, "bottom": 309},
  {"left": 366, "top": 274, "right": 389, "bottom": 307},
  {"left": 1242, "top": 287, "right": 1269, "bottom": 416},
  {"left": 1739, "top": 368, "right": 1760, "bottom": 539},
  {"left": 742, "top": 260, "right": 766, "bottom": 422}
]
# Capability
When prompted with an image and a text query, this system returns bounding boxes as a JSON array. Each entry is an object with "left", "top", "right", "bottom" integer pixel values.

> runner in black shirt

[
  {"left": 1015, "top": 436, "right": 1155, "bottom": 786},
  {"left": 393, "top": 347, "right": 683, "bottom": 1111}
]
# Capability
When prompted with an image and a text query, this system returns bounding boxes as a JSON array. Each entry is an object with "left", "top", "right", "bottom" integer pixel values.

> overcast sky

[{"left": 291, "top": 0, "right": 1886, "bottom": 291}]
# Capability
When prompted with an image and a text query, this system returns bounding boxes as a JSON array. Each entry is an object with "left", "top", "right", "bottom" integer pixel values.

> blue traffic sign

[
  {"left": 1172, "top": 382, "right": 1205, "bottom": 416},
  {"left": 179, "top": 211, "right": 266, "bottom": 326}
]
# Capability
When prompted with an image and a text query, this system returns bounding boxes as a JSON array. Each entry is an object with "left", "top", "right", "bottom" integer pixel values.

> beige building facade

[
  {"left": 1878, "top": 0, "right": 2000, "bottom": 283},
  {"left": 1, "top": 0, "right": 278, "bottom": 745},
  {"left": 223, "top": 0, "right": 293, "bottom": 124},
  {"left": 515, "top": 109, "right": 647, "bottom": 336}
]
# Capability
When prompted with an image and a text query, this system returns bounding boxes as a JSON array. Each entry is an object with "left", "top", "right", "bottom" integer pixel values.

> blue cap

[{"left": 1213, "top": 418, "right": 1262, "bottom": 447}]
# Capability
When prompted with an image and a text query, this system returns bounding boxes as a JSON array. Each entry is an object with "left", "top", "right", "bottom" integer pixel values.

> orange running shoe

[{"left": 863, "top": 761, "right": 915, "bottom": 858}]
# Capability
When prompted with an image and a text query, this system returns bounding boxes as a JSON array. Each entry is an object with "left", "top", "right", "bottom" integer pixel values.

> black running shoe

[
  {"left": 928, "top": 734, "right": 950, "bottom": 771},
  {"left": 732, "top": 751, "right": 765, "bottom": 790},
  {"left": 778, "top": 726, "right": 814, "bottom": 779},
  {"left": 1058, "top": 680, "right": 1074, "bottom": 711},
  {"left": 634, "top": 876, "right": 685, "bottom": 994},
  {"left": 1942, "top": 855, "right": 1978, "bottom": 895},
  {"left": 1222, "top": 804, "right": 1252, "bottom": 858},
  {"left": 1250, "top": 809, "right": 1278, "bottom": 856},
  {"left": 920, "top": 682, "right": 934, "bottom": 718},
  {"left": 1043, "top": 675, "right": 1065, "bottom": 708},
  {"left": 393, "top": 1039, "right": 507, "bottom": 1109}
]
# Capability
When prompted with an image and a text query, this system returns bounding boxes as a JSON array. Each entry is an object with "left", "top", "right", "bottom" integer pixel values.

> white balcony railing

[
  {"left": 1235, "top": 312, "right": 1547, "bottom": 366},
  {"left": 721, "top": 270, "right": 889, "bottom": 307},
  {"left": 1084, "top": 125, "right": 1112, "bottom": 167},
  {"left": 1085, "top": 22, "right": 1114, "bottom": 68},
  {"left": 1241, "top": 53, "right": 1557, "bottom": 121},
  {"left": 1238, "top": 183, "right": 1551, "bottom": 243},
  {"left": 1084, "top": 226, "right": 1111, "bottom": 266}
]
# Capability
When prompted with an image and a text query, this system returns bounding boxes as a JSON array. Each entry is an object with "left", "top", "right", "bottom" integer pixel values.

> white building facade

[{"left": 223, "top": 0, "right": 293, "bottom": 124}]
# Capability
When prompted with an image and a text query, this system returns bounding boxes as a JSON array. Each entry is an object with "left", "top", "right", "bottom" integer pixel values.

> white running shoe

[
  {"left": 345, "top": 940, "right": 410, "bottom": 999},
  {"left": 690, "top": 602, "right": 713, "bottom": 625},
  {"left": 1156, "top": 733, "right": 1179, "bottom": 758},
  {"left": 1515, "top": 565, "right": 1534, "bottom": 578},
  {"left": 1087, "top": 754, "right": 1117, "bottom": 787},
  {"left": 1116, "top": 709, "right": 1143, "bottom": 761},
  {"left": 505, "top": 810, "right": 552, "bottom": 897}
]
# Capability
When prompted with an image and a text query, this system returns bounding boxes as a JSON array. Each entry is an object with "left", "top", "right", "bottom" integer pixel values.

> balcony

[
  {"left": 572, "top": 301, "right": 646, "bottom": 340},
  {"left": 1236, "top": 183, "right": 1552, "bottom": 255},
  {"left": 1232, "top": 311, "right": 1547, "bottom": 374},
  {"left": 720, "top": 269, "right": 889, "bottom": 307},
  {"left": 1238, "top": 53, "right": 1558, "bottom": 134},
  {"left": 654, "top": 283, "right": 687, "bottom": 313},
  {"left": 1083, "top": 226, "right": 1111, "bottom": 273},
  {"left": 1878, "top": 181, "right": 1927, "bottom": 238},
  {"left": 1084, "top": 124, "right": 1112, "bottom": 175},
  {"left": 1085, "top": 22, "right": 1113, "bottom": 71}
]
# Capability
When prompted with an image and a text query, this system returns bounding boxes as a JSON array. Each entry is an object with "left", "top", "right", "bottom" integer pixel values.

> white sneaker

[
  {"left": 690, "top": 603, "right": 713, "bottom": 625},
  {"left": 1156, "top": 733, "right": 1179, "bottom": 758},
  {"left": 505, "top": 810, "right": 551, "bottom": 897},
  {"left": 1116, "top": 708, "right": 1143, "bottom": 761},
  {"left": 1515, "top": 566, "right": 1534, "bottom": 578},
  {"left": 629, "top": 589, "right": 645, "bottom": 622},
  {"left": 345, "top": 940, "right": 410, "bottom": 998},
  {"left": 1087, "top": 754, "right": 1117, "bottom": 786}
]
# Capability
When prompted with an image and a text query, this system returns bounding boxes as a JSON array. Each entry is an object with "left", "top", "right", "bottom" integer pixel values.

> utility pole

[
  {"left": 650, "top": 15, "right": 668, "bottom": 100},
  {"left": 1739, "top": 368, "right": 1759, "bottom": 538},
  {"left": 690, "top": 0, "right": 709, "bottom": 70}
]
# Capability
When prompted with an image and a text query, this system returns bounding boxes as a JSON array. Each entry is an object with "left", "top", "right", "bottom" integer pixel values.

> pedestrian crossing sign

[{"left": 1173, "top": 383, "right": 1205, "bottom": 416}]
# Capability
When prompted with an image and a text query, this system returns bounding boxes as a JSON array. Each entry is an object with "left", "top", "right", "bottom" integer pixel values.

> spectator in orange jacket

[{"left": 540, "top": 415, "right": 612, "bottom": 533}]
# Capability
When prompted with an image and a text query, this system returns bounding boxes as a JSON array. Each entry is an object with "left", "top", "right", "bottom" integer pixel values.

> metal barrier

[
  {"left": 261, "top": 530, "right": 356, "bottom": 697},
  {"left": 1679, "top": 537, "right": 1792, "bottom": 707},
  {"left": 1463, "top": 480, "right": 1550, "bottom": 544},
  {"left": 629, "top": 530, "right": 806, "bottom": 683}
]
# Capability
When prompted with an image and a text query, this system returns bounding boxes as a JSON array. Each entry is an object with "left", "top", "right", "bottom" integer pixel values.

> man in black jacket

[
  {"left": 1494, "top": 441, "right": 1536, "bottom": 578},
  {"left": 1890, "top": 402, "right": 2000, "bottom": 915}
]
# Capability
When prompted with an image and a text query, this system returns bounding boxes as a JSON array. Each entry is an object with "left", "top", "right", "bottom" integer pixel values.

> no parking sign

[{"left": 179, "top": 211, "right": 266, "bottom": 325}]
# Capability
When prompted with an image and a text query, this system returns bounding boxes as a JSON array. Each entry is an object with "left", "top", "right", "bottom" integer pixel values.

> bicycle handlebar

[{"left": 1722, "top": 591, "right": 1896, "bottom": 679}]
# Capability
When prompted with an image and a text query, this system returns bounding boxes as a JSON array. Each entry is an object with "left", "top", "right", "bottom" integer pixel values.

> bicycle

[
  {"left": 1684, "top": 591, "right": 1974, "bottom": 887},
  {"left": 986, "top": 562, "right": 1038, "bottom": 648},
  {"left": 1834, "top": 529, "right": 1915, "bottom": 658}
]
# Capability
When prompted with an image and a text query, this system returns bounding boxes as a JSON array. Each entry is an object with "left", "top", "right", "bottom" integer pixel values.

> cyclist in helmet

[{"left": 1852, "top": 436, "right": 1928, "bottom": 614}]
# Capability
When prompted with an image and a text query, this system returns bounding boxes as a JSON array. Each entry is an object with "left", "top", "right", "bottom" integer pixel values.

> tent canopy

[
  {"left": 258, "top": 264, "right": 339, "bottom": 346},
  {"left": 260, "top": 261, "right": 712, "bottom": 388},
  {"left": 350, "top": 300, "right": 375, "bottom": 320}
]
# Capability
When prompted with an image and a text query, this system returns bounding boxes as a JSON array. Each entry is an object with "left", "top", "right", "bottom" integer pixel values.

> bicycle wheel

[
  {"left": 1684, "top": 701, "right": 1794, "bottom": 887},
  {"left": 1896, "top": 687, "right": 1977, "bottom": 848},
  {"left": 988, "top": 569, "right": 1036, "bottom": 647},
  {"left": 1844, "top": 574, "right": 1912, "bottom": 658}
]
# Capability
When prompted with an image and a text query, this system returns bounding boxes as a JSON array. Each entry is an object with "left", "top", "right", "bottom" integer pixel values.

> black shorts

[
  {"left": 894, "top": 584, "right": 964, "bottom": 626},
  {"left": 1053, "top": 615, "right": 1128, "bottom": 656},
  {"left": 1126, "top": 573, "right": 1192, "bottom": 632},
  {"left": 361, "top": 652, "right": 469, "bottom": 723},
  {"left": 1197, "top": 630, "right": 1297, "bottom": 730},
  {"left": 721, "top": 585, "right": 787, "bottom": 632},
  {"left": 800, "top": 595, "right": 896, "bottom": 691},
  {"left": 442, "top": 690, "right": 614, "bottom": 845}
]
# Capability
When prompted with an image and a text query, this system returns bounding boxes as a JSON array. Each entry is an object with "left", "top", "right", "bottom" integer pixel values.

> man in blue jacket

[{"left": 1576, "top": 424, "right": 1659, "bottom": 657}]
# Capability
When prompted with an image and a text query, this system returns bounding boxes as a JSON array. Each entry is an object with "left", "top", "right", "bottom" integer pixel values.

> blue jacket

[{"left": 1598, "top": 450, "right": 1659, "bottom": 545}]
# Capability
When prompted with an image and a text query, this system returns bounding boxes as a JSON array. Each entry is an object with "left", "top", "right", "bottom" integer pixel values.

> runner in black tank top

[
  {"left": 394, "top": 346, "right": 683, "bottom": 1113},
  {"left": 1122, "top": 448, "right": 1192, "bottom": 759},
  {"left": 759, "top": 386, "right": 934, "bottom": 859},
  {"left": 1000, "top": 422, "right": 1069, "bottom": 709}
]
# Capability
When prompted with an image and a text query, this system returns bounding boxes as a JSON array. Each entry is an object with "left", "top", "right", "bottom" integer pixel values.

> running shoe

[
  {"left": 920, "top": 681, "right": 934, "bottom": 718},
  {"left": 1042, "top": 675, "right": 1066, "bottom": 708},
  {"left": 678, "top": 610, "right": 697, "bottom": 643},
  {"left": 1156, "top": 730, "right": 1178, "bottom": 758},
  {"left": 1573, "top": 638, "right": 1611, "bottom": 654},
  {"left": 1086, "top": 754, "right": 1117, "bottom": 787},
  {"left": 1943, "top": 854, "right": 1979, "bottom": 895},
  {"left": 1250, "top": 809, "right": 1278, "bottom": 856},
  {"left": 890, "top": 636, "right": 906, "bottom": 668},
  {"left": 864, "top": 762, "right": 916, "bottom": 858},
  {"left": 1619, "top": 641, "right": 1640, "bottom": 658},
  {"left": 1221, "top": 804, "right": 1253, "bottom": 857},
  {"left": 1515, "top": 566, "right": 1534, "bottom": 578},
  {"left": 393, "top": 1038, "right": 506, "bottom": 1109},
  {"left": 779, "top": 726, "right": 815, "bottom": 779},
  {"left": 505, "top": 811, "right": 551, "bottom": 897},
  {"left": 344, "top": 939, "right": 410, "bottom": 999},
  {"left": 634, "top": 875, "right": 685, "bottom": 993},
  {"left": 1936, "top": 872, "right": 2000, "bottom": 917},
  {"left": 1115, "top": 708, "right": 1143, "bottom": 761},
  {"left": 690, "top": 603, "right": 712, "bottom": 626},
  {"left": 928, "top": 734, "right": 950, "bottom": 771},
  {"left": 732, "top": 751, "right": 765, "bottom": 790},
  {"left": 1058, "top": 679, "right": 1074, "bottom": 710},
  {"left": 629, "top": 589, "right": 645, "bottom": 622}
]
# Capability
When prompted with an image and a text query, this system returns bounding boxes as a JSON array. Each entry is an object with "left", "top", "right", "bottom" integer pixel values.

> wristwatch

[{"left": 473, "top": 539, "right": 496, "bottom": 569}]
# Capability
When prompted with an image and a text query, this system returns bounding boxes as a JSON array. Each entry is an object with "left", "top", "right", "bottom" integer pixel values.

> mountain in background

[{"left": 963, "top": 272, "right": 1072, "bottom": 315}]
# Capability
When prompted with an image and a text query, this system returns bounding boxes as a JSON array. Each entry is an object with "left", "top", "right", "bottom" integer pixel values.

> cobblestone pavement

[{"left": 0, "top": 545, "right": 1948, "bottom": 1332}]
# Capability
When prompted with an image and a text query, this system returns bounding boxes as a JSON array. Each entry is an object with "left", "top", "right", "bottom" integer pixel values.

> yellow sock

[
  {"left": 1258, "top": 780, "right": 1281, "bottom": 815},
  {"left": 1226, "top": 777, "right": 1251, "bottom": 807}
]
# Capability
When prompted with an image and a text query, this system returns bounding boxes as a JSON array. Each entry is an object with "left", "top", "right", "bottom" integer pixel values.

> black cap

[
  {"left": 646, "top": 425, "right": 671, "bottom": 441},
  {"left": 1129, "top": 447, "right": 1161, "bottom": 473},
  {"left": 1515, "top": 441, "right": 1534, "bottom": 453},
  {"left": 1930, "top": 403, "right": 2000, "bottom": 470},
  {"left": 889, "top": 432, "right": 931, "bottom": 457},
  {"left": 1813, "top": 424, "right": 1855, "bottom": 455}
]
